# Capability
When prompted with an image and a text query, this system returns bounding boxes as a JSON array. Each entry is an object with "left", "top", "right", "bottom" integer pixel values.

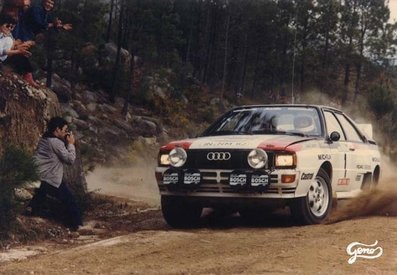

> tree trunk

[
  {"left": 221, "top": 13, "right": 230, "bottom": 99},
  {"left": 239, "top": 31, "right": 249, "bottom": 96},
  {"left": 106, "top": 0, "right": 115, "bottom": 43},
  {"left": 342, "top": 34, "right": 353, "bottom": 105},
  {"left": 110, "top": 0, "right": 124, "bottom": 102},
  {"left": 354, "top": 22, "right": 367, "bottom": 102},
  {"left": 250, "top": 47, "right": 261, "bottom": 98},
  {"left": 123, "top": 50, "right": 135, "bottom": 116}
]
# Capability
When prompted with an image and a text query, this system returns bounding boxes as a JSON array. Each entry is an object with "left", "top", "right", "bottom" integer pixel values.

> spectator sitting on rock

[
  {"left": 24, "top": 0, "right": 72, "bottom": 39},
  {"left": 11, "top": 0, "right": 37, "bottom": 44},
  {"left": 0, "top": 13, "right": 38, "bottom": 87}
]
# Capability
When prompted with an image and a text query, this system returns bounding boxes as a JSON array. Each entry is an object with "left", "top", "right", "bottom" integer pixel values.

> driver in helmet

[{"left": 293, "top": 115, "right": 315, "bottom": 134}]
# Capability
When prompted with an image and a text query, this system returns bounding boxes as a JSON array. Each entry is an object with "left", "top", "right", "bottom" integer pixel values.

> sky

[{"left": 390, "top": 0, "right": 397, "bottom": 22}]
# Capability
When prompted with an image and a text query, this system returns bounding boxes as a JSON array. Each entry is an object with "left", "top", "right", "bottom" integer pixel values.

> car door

[
  {"left": 333, "top": 113, "right": 368, "bottom": 191},
  {"left": 323, "top": 111, "right": 350, "bottom": 192}
]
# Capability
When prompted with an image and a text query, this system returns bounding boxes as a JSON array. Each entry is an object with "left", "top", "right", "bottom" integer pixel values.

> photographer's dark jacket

[{"left": 34, "top": 134, "right": 76, "bottom": 188}]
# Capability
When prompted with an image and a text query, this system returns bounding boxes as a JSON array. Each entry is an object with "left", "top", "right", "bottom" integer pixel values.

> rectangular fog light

[{"left": 281, "top": 174, "right": 296, "bottom": 184}]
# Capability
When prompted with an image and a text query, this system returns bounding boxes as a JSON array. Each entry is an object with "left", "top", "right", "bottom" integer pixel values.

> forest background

[{"left": 3, "top": 0, "right": 397, "bottom": 157}]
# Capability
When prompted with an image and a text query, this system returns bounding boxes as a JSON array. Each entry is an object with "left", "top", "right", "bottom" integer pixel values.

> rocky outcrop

[
  {"left": 52, "top": 73, "right": 168, "bottom": 165},
  {"left": 0, "top": 72, "right": 87, "bottom": 193},
  {"left": 0, "top": 72, "right": 59, "bottom": 155},
  {"left": 0, "top": 70, "right": 166, "bottom": 166}
]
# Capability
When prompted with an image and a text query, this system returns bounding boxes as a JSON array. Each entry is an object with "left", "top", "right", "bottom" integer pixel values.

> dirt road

[
  {"left": 1, "top": 166, "right": 397, "bottom": 274},
  {"left": 1, "top": 209, "right": 397, "bottom": 274}
]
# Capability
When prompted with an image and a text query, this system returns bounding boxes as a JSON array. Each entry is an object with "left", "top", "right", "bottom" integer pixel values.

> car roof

[{"left": 231, "top": 104, "right": 342, "bottom": 113}]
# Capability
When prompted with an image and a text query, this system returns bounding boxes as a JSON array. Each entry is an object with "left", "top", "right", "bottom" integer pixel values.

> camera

[{"left": 65, "top": 130, "right": 72, "bottom": 138}]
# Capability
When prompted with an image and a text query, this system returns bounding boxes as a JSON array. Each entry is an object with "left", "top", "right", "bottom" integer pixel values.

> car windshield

[{"left": 203, "top": 106, "right": 322, "bottom": 137}]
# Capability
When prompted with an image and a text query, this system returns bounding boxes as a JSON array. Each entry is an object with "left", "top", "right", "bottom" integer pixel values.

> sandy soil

[
  {"left": 0, "top": 212, "right": 396, "bottom": 274},
  {"left": 1, "top": 165, "right": 397, "bottom": 274}
]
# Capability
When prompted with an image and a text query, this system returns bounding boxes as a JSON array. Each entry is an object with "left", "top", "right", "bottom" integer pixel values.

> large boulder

[
  {"left": 0, "top": 72, "right": 87, "bottom": 192},
  {"left": 0, "top": 73, "right": 59, "bottom": 154},
  {"left": 50, "top": 74, "right": 73, "bottom": 103},
  {"left": 80, "top": 42, "right": 131, "bottom": 80}
]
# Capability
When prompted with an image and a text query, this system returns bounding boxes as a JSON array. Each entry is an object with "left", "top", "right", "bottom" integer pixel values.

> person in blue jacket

[{"left": 12, "top": 0, "right": 72, "bottom": 42}]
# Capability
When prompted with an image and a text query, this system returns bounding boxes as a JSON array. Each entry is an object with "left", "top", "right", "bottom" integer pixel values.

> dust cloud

[
  {"left": 86, "top": 160, "right": 160, "bottom": 207},
  {"left": 329, "top": 155, "right": 397, "bottom": 223}
]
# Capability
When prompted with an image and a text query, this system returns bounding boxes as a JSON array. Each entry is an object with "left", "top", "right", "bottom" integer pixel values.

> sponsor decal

[
  {"left": 183, "top": 173, "right": 201, "bottom": 185},
  {"left": 304, "top": 143, "right": 318, "bottom": 149},
  {"left": 203, "top": 141, "right": 248, "bottom": 147},
  {"left": 346, "top": 240, "right": 383, "bottom": 264},
  {"left": 372, "top": 157, "right": 380, "bottom": 162},
  {"left": 356, "top": 164, "right": 371, "bottom": 170},
  {"left": 229, "top": 174, "right": 247, "bottom": 186},
  {"left": 338, "top": 178, "right": 350, "bottom": 185},
  {"left": 318, "top": 154, "right": 331, "bottom": 160},
  {"left": 251, "top": 174, "right": 269, "bottom": 187},
  {"left": 301, "top": 173, "right": 314, "bottom": 180},
  {"left": 163, "top": 172, "right": 179, "bottom": 185},
  {"left": 355, "top": 174, "right": 362, "bottom": 182}
]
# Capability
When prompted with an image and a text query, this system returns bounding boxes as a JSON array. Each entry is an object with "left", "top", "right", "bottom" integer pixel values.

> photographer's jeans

[{"left": 30, "top": 181, "right": 83, "bottom": 229}]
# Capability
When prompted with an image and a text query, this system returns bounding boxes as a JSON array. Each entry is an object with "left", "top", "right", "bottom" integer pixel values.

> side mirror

[{"left": 329, "top": 131, "right": 340, "bottom": 142}]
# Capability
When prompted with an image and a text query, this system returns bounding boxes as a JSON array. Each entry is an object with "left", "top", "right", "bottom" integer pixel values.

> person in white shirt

[{"left": 0, "top": 13, "right": 37, "bottom": 87}]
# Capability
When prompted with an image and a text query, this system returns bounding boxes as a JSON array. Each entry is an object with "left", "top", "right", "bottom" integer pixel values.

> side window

[
  {"left": 324, "top": 111, "right": 346, "bottom": 141},
  {"left": 335, "top": 113, "right": 363, "bottom": 143}
]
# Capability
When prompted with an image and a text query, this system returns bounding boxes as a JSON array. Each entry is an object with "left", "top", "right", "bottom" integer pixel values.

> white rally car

[{"left": 155, "top": 105, "right": 381, "bottom": 227}]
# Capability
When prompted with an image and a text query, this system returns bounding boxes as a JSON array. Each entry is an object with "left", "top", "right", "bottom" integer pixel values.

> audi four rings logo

[{"left": 207, "top": 152, "right": 231, "bottom": 161}]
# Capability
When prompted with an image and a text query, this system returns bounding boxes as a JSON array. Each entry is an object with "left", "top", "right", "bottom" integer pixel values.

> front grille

[
  {"left": 183, "top": 149, "right": 274, "bottom": 170},
  {"left": 159, "top": 170, "right": 296, "bottom": 195}
]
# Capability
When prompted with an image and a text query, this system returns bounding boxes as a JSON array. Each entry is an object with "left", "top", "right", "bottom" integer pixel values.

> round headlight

[
  {"left": 247, "top": 148, "right": 268, "bottom": 169},
  {"left": 169, "top": 147, "right": 187, "bottom": 167}
]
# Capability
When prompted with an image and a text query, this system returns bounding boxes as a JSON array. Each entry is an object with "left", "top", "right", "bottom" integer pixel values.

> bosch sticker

[{"left": 338, "top": 178, "right": 350, "bottom": 185}]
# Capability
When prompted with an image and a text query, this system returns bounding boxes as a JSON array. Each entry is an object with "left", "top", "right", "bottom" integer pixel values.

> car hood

[{"left": 186, "top": 135, "right": 316, "bottom": 150}]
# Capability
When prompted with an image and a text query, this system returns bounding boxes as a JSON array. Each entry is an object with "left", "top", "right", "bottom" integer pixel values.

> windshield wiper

[
  {"left": 210, "top": 130, "right": 252, "bottom": 136},
  {"left": 252, "top": 129, "right": 307, "bottom": 137},
  {"left": 285, "top": 131, "right": 307, "bottom": 137}
]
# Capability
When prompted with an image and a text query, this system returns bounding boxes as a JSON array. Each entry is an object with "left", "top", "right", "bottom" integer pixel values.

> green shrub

[
  {"left": 368, "top": 85, "right": 395, "bottom": 119},
  {"left": 0, "top": 146, "right": 38, "bottom": 238}
]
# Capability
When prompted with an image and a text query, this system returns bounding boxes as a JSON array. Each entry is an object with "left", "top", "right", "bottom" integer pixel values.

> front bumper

[{"left": 155, "top": 167, "right": 303, "bottom": 199}]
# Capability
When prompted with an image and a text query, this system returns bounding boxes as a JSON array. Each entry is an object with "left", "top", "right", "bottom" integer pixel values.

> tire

[
  {"left": 290, "top": 168, "right": 332, "bottom": 225},
  {"left": 161, "top": 196, "right": 202, "bottom": 228}
]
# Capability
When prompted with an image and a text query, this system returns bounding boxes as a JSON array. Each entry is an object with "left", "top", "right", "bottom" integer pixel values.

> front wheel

[
  {"left": 161, "top": 196, "right": 202, "bottom": 228},
  {"left": 290, "top": 168, "right": 332, "bottom": 225}
]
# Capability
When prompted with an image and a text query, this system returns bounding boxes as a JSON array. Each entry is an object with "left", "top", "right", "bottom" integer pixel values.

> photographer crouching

[{"left": 30, "top": 116, "right": 83, "bottom": 231}]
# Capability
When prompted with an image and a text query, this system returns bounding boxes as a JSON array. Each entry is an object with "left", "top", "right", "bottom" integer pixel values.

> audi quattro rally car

[{"left": 155, "top": 105, "right": 381, "bottom": 227}]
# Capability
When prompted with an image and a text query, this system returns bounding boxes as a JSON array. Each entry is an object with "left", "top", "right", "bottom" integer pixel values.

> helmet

[{"left": 294, "top": 115, "right": 315, "bottom": 133}]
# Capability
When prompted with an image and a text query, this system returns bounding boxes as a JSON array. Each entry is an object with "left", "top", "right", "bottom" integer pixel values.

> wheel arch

[
  {"left": 373, "top": 165, "right": 380, "bottom": 184},
  {"left": 319, "top": 161, "right": 332, "bottom": 182}
]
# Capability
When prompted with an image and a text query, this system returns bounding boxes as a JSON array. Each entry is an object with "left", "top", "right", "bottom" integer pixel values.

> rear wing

[{"left": 357, "top": 124, "right": 373, "bottom": 140}]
